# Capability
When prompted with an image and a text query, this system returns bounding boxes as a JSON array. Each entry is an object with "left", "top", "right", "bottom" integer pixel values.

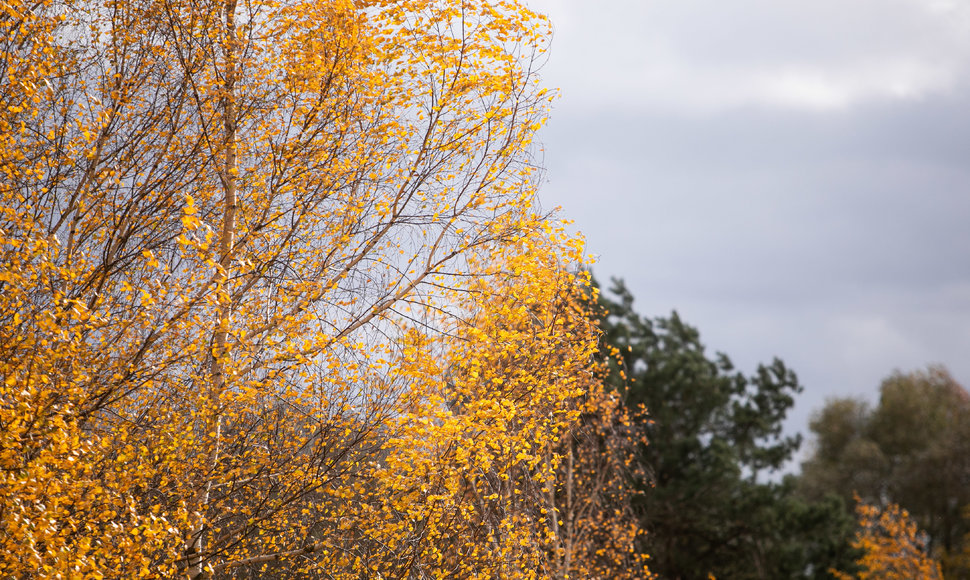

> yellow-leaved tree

[
  {"left": 833, "top": 501, "right": 943, "bottom": 580},
  {"left": 0, "top": 0, "right": 651, "bottom": 577}
]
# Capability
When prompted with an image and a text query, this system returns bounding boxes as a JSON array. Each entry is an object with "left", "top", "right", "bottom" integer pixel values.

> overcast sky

[{"left": 526, "top": 0, "right": 970, "bottom": 467}]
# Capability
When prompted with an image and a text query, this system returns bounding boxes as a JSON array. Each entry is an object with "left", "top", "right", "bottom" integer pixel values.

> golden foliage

[
  {"left": 422, "top": 273, "right": 655, "bottom": 579},
  {"left": 0, "top": 0, "right": 649, "bottom": 577},
  {"left": 832, "top": 500, "right": 942, "bottom": 580}
]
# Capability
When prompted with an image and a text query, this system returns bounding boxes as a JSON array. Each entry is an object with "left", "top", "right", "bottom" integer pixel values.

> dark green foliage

[
  {"left": 800, "top": 366, "right": 970, "bottom": 578},
  {"left": 594, "top": 278, "right": 858, "bottom": 579}
]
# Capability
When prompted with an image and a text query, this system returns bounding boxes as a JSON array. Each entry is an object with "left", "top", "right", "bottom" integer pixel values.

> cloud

[
  {"left": 529, "top": 0, "right": 970, "bottom": 113},
  {"left": 528, "top": 0, "right": 970, "bottom": 463}
]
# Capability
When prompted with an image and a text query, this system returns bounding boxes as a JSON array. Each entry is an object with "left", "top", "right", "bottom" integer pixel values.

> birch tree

[{"left": 0, "top": 0, "right": 608, "bottom": 576}]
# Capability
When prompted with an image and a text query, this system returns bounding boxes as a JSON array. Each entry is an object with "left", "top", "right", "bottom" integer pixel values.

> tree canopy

[{"left": 0, "top": 1, "right": 642, "bottom": 577}]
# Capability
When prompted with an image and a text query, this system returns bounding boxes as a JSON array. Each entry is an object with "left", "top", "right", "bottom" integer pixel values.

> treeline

[
  {"left": 3, "top": 1, "right": 967, "bottom": 579},
  {"left": 589, "top": 277, "right": 970, "bottom": 580}
]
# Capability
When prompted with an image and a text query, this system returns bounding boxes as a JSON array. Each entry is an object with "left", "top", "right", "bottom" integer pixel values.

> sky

[{"left": 526, "top": 0, "right": 970, "bottom": 467}]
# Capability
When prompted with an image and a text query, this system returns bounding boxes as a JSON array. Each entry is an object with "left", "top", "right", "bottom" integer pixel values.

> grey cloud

[
  {"left": 535, "top": 89, "right": 970, "bottom": 461},
  {"left": 532, "top": 0, "right": 970, "bottom": 112},
  {"left": 527, "top": 0, "right": 970, "bottom": 466}
]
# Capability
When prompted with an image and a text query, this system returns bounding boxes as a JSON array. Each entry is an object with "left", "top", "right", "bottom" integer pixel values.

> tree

[
  {"left": 800, "top": 366, "right": 970, "bottom": 578},
  {"left": 832, "top": 501, "right": 943, "bottom": 580},
  {"left": 0, "top": 0, "right": 605, "bottom": 577},
  {"left": 529, "top": 367, "right": 653, "bottom": 579},
  {"left": 421, "top": 278, "right": 654, "bottom": 580},
  {"left": 595, "top": 278, "right": 857, "bottom": 580}
]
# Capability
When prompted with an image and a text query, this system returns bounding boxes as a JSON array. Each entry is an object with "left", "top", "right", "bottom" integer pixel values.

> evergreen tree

[{"left": 595, "top": 278, "right": 858, "bottom": 579}]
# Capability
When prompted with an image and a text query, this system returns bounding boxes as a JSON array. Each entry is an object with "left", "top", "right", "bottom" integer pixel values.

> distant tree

[
  {"left": 832, "top": 501, "right": 943, "bottom": 580},
  {"left": 800, "top": 366, "right": 970, "bottom": 578},
  {"left": 954, "top": 507, "right": 970, "bottom": 576},
  {"left": 595, "top": 278, "right": 857, "bottom": 580}
]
